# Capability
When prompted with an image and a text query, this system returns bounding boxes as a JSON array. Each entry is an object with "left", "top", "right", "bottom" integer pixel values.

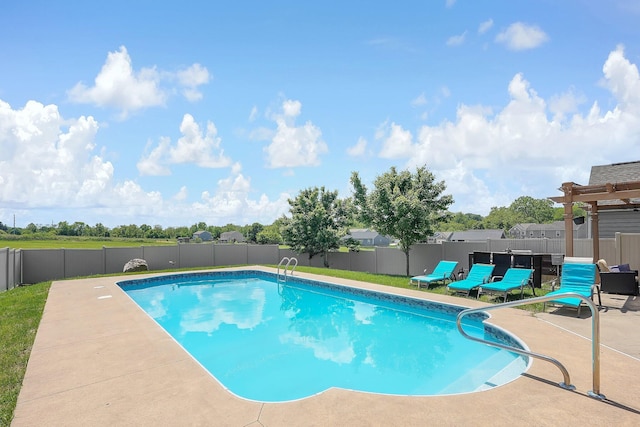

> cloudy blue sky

[{"left": 1, "top": 0, "right": 640, "bottom": 228}]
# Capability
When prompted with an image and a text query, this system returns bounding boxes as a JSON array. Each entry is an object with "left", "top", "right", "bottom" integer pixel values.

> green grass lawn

[
  {"left": 0, "top": 238, "right": 177, "bottom": 249},
  {"left": 0, "top": 266, "right": 551, "bottom": 424},
  {"left": 0, "top": 281, "right": 51, "bottom": 426}
]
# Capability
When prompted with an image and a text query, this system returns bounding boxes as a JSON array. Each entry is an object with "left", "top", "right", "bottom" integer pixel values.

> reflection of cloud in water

[
  {"left": 351, "top": 301, "right": 376, "bottom": 324},
  {"left": 363, "top": 352, "right": 376, "bottom": 367},
  {"left": 180, "top": 284, "right": 266, "bottom": 334},
  {"left": 283, "top": 308, "right": 299, "bottom": 319},
  {"left": 134, "top": 290, "right": 167, "bottom": 319},
  {"left": 280, "top": 329, "right": 356, "bottom": 364}
]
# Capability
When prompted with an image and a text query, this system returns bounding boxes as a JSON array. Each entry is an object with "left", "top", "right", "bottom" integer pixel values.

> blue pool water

[{"left": 118, "top": 271, "right": 528, "bottom": 402}]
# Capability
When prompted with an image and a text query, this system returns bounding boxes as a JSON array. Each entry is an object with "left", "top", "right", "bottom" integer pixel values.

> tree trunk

[{"left": 404, "top": 249, "right": 410, "bottom": 277}]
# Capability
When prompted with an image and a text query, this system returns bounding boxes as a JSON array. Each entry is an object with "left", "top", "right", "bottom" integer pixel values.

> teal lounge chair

[
  {"left": 410, "top": 260, "right": 458, "bottom": 289},
  {"left": 447, "top": 263, "right": 495, "bottom": 297},
  {"left": 478, "top": 268, "right": 534, "bottom": 302},
  {"left": 544, "top": 262, "right": 601, "bottom": 316}
]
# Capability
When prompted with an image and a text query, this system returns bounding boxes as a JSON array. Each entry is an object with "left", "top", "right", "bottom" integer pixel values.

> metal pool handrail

[
  {"left": 277, "top": 256, "right": 298, "bottom": 281},
  {"left": 456, "top": 292, "right": 605, "bottom": 400}
]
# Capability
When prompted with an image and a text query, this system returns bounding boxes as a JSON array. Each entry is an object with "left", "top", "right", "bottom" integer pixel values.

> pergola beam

[
  {"left": 550, "top": 189, "right": 640, "bottom": 203},
  {"left": 549, "top": 180, "right": 640, "bottom": 258}
]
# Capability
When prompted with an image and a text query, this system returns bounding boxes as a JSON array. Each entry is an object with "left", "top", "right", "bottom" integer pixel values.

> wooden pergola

[{"left": 549, "top": 180, "right": 640, "bottom": 260}]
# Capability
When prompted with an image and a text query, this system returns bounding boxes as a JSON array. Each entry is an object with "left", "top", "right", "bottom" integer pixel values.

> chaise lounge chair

[
  {"left": 477, "top": 268, "right": 534, "bottom": 302},
  {"left": 410, "top": 260, "right": 459, "bottom": 289},
  {"left": 544, "top": 262, "right": 601, "bottom": 316},
  {"left": 447, "top": 263, "right": 495, "bottom": 297}
]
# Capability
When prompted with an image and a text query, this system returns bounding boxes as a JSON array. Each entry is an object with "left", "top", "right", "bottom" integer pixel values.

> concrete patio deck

[{"left": 11, "top": 267, "right": 640, "bottom": 426}]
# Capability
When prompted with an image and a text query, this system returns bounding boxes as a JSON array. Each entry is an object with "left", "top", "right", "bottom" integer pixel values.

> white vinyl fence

[{"left": 2, "top": 234, "right": 638, "bottom": 291}]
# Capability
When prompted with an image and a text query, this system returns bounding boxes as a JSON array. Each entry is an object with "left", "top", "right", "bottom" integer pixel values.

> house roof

[
  {"left": 525, "top": 221, "right": 567, "bottom": 231},
  {"left": 588, "top": 160, "right": 640, "bottom": 207},
  {"left": 509, "top": 223, "right": 535, "bottom": 232},
  {"left": 193, "top": 230, "right": 210, "bottom": 236},
  {"left": 432, "top": 231, "right": 453, "bottom": 240},
  {"left": 449, "top": 229, "right": 505, "bottom": 241},
  {"left": 220, "top": 231, "right": 244, "bottom": 239},
  {"left": 511, "top": 221, "right": 581, "bottom": 232},
  {"left": 348, "top": 229, "right": 380, "bottom": 239},
  {"left": 589, "top": 161, "right": 640, "bottom": 185}
]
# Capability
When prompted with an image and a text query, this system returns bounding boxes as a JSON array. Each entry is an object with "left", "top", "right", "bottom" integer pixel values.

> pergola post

[
  {"left": 550, "top": 179, "right": 640, "bottom": 262},
  {"left": 561, "top": 182, "right": 575, "bottom": 257},
  {"left": 590, "top": 202, "right": 600, "bottom": 262},
  {"left": 563, "top": 202, "right": 574, "bottom": 257}
]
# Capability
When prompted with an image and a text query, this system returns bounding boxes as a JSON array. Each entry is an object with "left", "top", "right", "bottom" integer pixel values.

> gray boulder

[{"left": 123, "top": 258, "right": 148, "bottom": 273}]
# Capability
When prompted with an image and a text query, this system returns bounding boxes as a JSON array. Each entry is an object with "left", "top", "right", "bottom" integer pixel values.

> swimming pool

[{"left": 118, "top": 270, "right": 529, "bottom": 402}]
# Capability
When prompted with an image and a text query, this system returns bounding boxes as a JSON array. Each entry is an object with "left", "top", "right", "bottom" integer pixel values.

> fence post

[
  {"left": 375, "top": 247, "right": 378, "bottom": 274},
  {"left": 2, "top": 248, "right": 8, "bottom": 292}
]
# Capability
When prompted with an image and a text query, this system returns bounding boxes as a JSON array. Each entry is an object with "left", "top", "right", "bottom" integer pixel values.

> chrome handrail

[
  {"left": 456, "top": 292, "right": 605, "bottom": 400},
  {"left": 277, "top": 257, "right": 298, "bottom": 282},
  {"left": 286, "top": 257, "right": 298, "bottom": 276},
  {"left": 276, "top": 257, "right": 288, "bottom": 281}
]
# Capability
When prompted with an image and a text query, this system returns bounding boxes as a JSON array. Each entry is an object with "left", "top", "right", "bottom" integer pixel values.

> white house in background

[
  {"left": 192, "top": 230, "right": 213, "bottom": 241},
  {"left": 219, "top": 231, "right": 245, "bottom": 243},
  {"left": 343, "top": 229, "right": 392, "bottom": 247}
]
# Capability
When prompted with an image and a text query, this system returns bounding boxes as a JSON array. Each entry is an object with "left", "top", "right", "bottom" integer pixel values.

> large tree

[
  {"left": 280, "top": 186, "right": 350, "bottom": 267},
  {"left": 351, "top": 166, "right": 453, "bottom": 276},
  {"left": 439, "top": 212, "right": 484, "bottom": 231},
  {"left": 509, "top": 196, "right": 555, "bottom": 223},
  {"left": 483, "top": 206, "right": 519, "bottom": 231}
]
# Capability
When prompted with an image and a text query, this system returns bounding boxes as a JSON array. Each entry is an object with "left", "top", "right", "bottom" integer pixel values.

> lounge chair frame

[
  {"left": 478, "top": 268, "right": 534, "bottom": 302},
  {"left": 447, "top": 263, "right": 495, "bottom": 297},
  {"left": 544, "top": 263, "right": 601, "bottom": 317},
  {"left": 409, "top": 260, "right": 458, "bottom": 289}
]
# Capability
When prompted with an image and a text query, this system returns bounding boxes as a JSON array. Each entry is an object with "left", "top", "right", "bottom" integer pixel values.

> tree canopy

[
  {"left": 509, "top": 196, "right": 554, "bottom": 223},
  {"left": 280, "top": 186, "right": 350, "bottom": 266},
  {"left": 351, "top": 166, "right": 453, "bottom": 276}
]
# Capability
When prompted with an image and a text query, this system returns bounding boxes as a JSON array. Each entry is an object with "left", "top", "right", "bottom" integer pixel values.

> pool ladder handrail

[
  {"left": 277, "top": 257, "right": 298, "bottom": 282},
  {"left": 456, "top": 292, "right": 605, "bottom": 400}
]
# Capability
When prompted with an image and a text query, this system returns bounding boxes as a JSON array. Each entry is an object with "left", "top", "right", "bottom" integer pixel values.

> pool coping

[{"left": 12, "top": 266, "right": 640, "bottom": 426}]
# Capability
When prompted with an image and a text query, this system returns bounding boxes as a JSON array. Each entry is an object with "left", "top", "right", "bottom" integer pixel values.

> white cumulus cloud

[
  {"left": 446, "top": 31, "right": 467, "bottom": 47},
  {"left": 176, "top": 63, "right": 211, "bottom": 102},
  {"left": 601, "top": 45, "right": 640, "bottom": 109},
  {"left": 347, "top": 137, "right": 368, "bottom": 157},
  {"left": 137, "top": 114, "right": 232, "bottom": 175},
  {"left": 190, "top": 168, "right": 291, "bottom": 225},
  {"left": 264, "top": 99, "right": 328, "bottom": 168},
  {"left": 0, "top": 98, "right": 292, "bottom": 227},
  {"left": 495, "top": 22, "right": 549, "bottom": 51},
  {"left": 374, "top": 47, "right": 640, "bottom": 215},
  {"left": 478, "top": 19, "right": 494, "bottom": 34},
  {"left": 378, "top": 122, "right": 415, "bottom": 159},
  {"left": 0, "top": 99, "right": 113, "bottom": 208},
  {"left": 68, "top": 46, "right": 210, "bottom": 117},
  {"left": 68, "top": 46, "right": 165, "bottom": 117}
]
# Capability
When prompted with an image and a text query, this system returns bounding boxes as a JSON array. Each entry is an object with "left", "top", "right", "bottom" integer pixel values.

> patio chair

[
  {"left": 544, "top": 262, "right": 601, "bottom": 316},
  {"left": 409, "top": 260, "right": 458, "bottom": 289},
  {"left": 447, "top": 263, "right": 495, "bottom": 297},
  {"left": 477, "top": 268, "right": 534, "bottom": 302}
]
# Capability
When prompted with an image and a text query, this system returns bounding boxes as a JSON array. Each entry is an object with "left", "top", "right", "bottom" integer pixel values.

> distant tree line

[
  {"left": 0, "top": 196, "right": 584, "bottom": 245},
  {"left": 1, "top": 220, "right": 283, "bottom": 244},
  {"left": 438, "top": 196, "right": 586, "bottom": 232}
]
